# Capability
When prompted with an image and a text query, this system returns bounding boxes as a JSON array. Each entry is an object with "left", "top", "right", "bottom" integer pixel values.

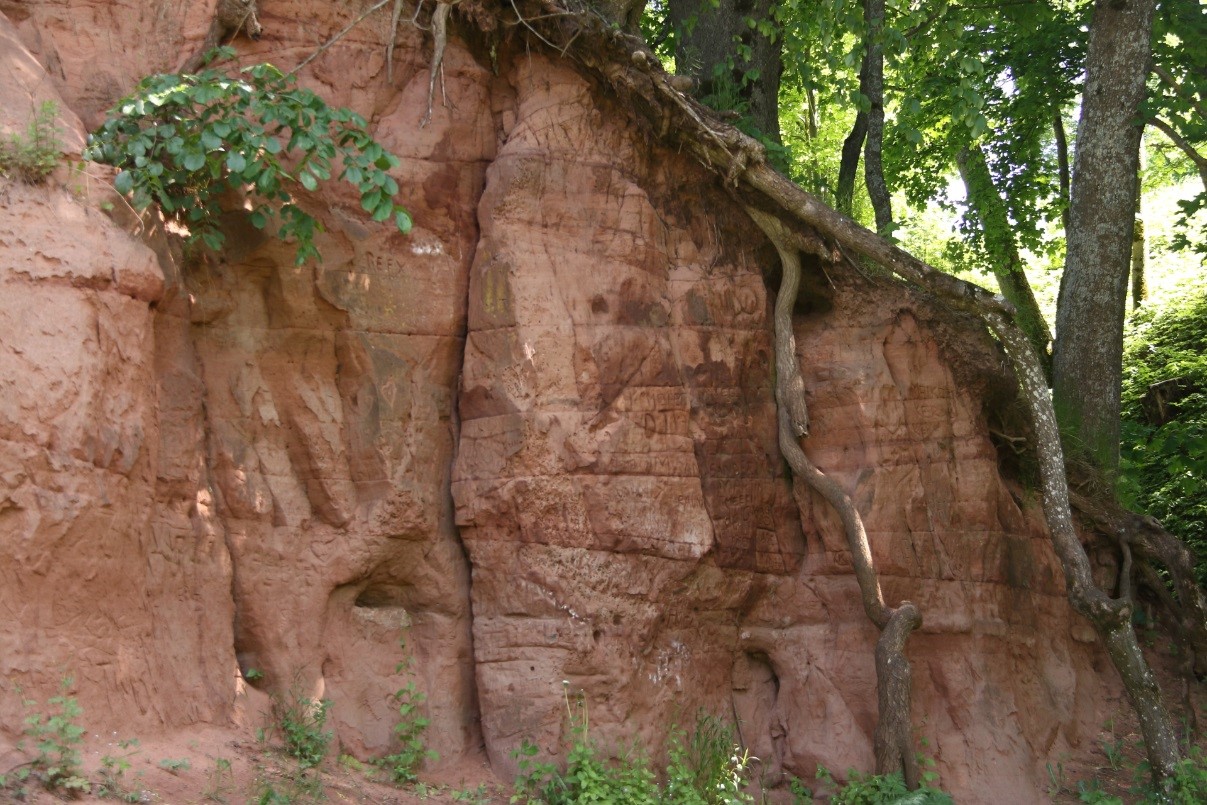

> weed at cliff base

[
  {"left": 817, "top": 763, "right": 953, "bottom": 804},
  {"left": 511, "top": 685, "right": 756, "bottom": 805},
  {"left": 203, "top": 757, "right": 235, "bottom": 803},
  {"left": 7, "top": 676, "right": 91, "bottom": 796},
  {"left": 269, "top": 688, "right": 332, "bottom": 770},
  {"left": 375, "top": 638, "right": 437, "bottom": 785},
  {"left": 96, "top": 737, "right": 145, "bottom": 802}
]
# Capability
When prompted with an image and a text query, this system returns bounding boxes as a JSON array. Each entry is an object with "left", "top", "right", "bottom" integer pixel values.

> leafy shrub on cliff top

[{"left": 84, "top": 47, "right": 411, "bottom": 265}]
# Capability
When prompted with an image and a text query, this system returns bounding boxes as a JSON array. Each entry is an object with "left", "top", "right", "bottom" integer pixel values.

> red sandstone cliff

[{"left": 0, "top": 1, "right": 1122, "bottom": 801}]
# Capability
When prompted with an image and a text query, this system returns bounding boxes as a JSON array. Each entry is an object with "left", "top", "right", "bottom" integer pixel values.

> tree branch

[
  {"left": 1153, "top": 63, "right": 1207, "bottom": 121},
  {"left": 1148, "top": 116, "right": 1207, "bottom": 192}
]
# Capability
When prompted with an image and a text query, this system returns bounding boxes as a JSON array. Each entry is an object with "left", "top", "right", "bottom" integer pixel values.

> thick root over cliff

[
  {"left": 747, "top": 207, "right": 923, "bottom": 788},
  {"left": 984, "top": 311, "right": 1182, "bottom": 783}
]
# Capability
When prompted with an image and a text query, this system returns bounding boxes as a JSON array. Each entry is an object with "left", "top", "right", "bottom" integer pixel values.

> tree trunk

[
  {"left": 836, "top": 106, "right": 868, "bottom": 217},
  {"left": 840, "top": 110, "right": 869, "bottom": 218},
  {"left": 1052, "top": 0, "right": 1157, "bottom": 472},
  {"left": 862, "top": 0, "right": 893, "bottom": 235},
  {"left": 1131, "top": 171, "right": 1147, "bottom": 310},
  {"left": 668, "top": 0, "right": 784, "bottom": 143},
  {"left": 1053, "top": 112, "right": 1071, "bottom": 237},
  {"left": 957, "top": 144, "right": 1053, "bottom": 371},
  {"left": 836, "top": 9, "right": 873, "bottom": 218}
]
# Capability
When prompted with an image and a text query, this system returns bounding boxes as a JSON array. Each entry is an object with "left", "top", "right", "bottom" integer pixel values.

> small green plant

[
  {"left": 245, "top": 667, "right": 265, "bottom": 682},
  {"left": 249, "top": 763, "right": 324, "bottom": 804},
  {"left": 511, "top": 689, "right": 755, "bottom": 805},
  {"left": 203, "top": 757, "right": 235, "bottom": 803},
  {"left": 0, "top": 100, "right": 62, "bottom": 183},
  {"left": 788, "top": 775, "right": 813, "bottom": 803},
  {"left": 18, "top": 677, "right": 91, "bottom": 795},
  {"left": 95, "top": 737, "right": 143, "bottom": 801},
  {"left": 158, "top": 756, "right": 191, "bottom": 773},
  {"left": 817, "top": 764, "right": 954, "bottom": 805},
  {"left": 1047, "top": 760, "right": 1068, "bottom": 797},
  {"left": 664, "top": 712, "right": 754, "bottom": 804},
  {"left": 375, "top": 638, "right": 437, "bottom": 785},
  {"left": 1077, "top": 778, "right": 1124, "bottom": 804},
  {"left": 1157, "top": 748, "right": 1207, "bottom": 803},
  {"left": 511, "top": 685, "right": 659, "bottom": 804},
  {"left": 84, "top": 47, "right": 412, "bottom": 265},
  {"left": 452, "top": 783, "right": 492, "bottom": 803},
  {"left": 1102, "top": 737, "right": 1126, "bottom": 770},
  {"left": 511, "top": 738, "right": 558, "bottom": 804},
  {"left": 270, "top": 688, "right": 332, "bottom": 770}
]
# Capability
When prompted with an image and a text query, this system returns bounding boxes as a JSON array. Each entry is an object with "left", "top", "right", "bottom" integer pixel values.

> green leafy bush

[
  {"left": 84, "top": 47, "right": 411, "bottom": 264},
  {"left": 1120, "top": 283, "right": 1207, "bottom": 582},
  {"left": 817, "top": 764, "right": 953, "bottom": 805},
  {"left": 510, "top": 694, "right": 754, "bottom": 805},
  {"left": 0, "top": 100, "right": 62, "bottom": 183},
  {"left": 1155, "top": 748, "right": 1207, "bottom": 803},
  {"left": 663, "top": 714, "right": 754, "bottom": 805},
  {"left": 270, "top": 689, "right": 332, "bottom": 770},
  {"left": 17, "top": 678, "right": 91, "bottom": 795}
]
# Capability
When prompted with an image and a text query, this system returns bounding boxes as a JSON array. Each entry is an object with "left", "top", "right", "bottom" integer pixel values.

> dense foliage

[
  {"left": 84, "top": 48, "right": 411, "bottom": 264},
  {"left": 1121, "top": 284, "right": 1207, "bottom": 582}
]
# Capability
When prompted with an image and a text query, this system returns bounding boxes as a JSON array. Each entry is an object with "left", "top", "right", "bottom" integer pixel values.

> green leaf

[
  {"left": 182, "top": 151, "right": 206, "bottom": 172},
  {"left": 226, "top": 151, "right": 247, "bottom": 172},
  {"left": 114, "top": 171, "right": 133, "bottom": 194},
  {"left": 395, "top": 210, "right": 413, "bottom": 234},
  {"left": 299, "top": 170, "right": 318, "bottom": 191}
]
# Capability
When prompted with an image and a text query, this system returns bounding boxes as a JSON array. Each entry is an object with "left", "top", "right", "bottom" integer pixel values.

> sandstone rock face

[
  {"left": 452, "top": 51, "right": 1115, "bottom": 800},
  {"left": 0, "top": 13, "right": 232, "bottom": 734},
  {"left": 0, "top": 2, "right": 1118, "bottom": 801}
]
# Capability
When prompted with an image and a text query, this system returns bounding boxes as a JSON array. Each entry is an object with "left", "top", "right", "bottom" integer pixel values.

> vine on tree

[{"left": 84, "top": 48, "right": 411, "bottom": 264}]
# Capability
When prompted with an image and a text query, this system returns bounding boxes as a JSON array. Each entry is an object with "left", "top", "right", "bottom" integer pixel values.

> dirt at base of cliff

[
  {"left": 1, "top": 721, "right": 503, "bottom": 804},
  {"left": 0, "top": 631, "right": 1198, "bottom": 805}
]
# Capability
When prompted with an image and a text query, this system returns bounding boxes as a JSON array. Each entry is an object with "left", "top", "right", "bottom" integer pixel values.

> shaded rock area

[{"left": 0, "top": 1, "right": 1121, "bottom": 801}]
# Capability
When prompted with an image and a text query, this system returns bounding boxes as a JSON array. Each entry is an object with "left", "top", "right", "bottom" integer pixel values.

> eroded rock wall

[
  {"left": 0, "top": 13, "right": 234, "bottom": 735},
  {"left": 0, "top": 1, "right": 1118, "bottom": 801}
]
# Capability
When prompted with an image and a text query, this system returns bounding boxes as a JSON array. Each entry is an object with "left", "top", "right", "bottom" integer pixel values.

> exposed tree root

[
  {"left": 422, "top": 1, "right": 461, "bottom": 127},
  {"left": 984, "top": 311, "right": 1180, "bottom": 784},
  {"left": 1070, "top": 488, "right": 1207, "bottom": 679},
  {"left": 748, "top": 207, "right": 922, "bottom": 788},
  {"left": 291, "top": 0, "right": 393, "bottom": 77}
]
